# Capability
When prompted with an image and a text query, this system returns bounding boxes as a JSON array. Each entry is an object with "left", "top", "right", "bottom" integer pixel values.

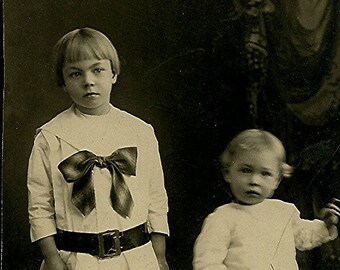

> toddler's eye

[
  {"left": 262, "top": 171, "right": 272, "bottom": 177},
  {"left": 240, "top": 168, "right": 252, "bottom": 174}
]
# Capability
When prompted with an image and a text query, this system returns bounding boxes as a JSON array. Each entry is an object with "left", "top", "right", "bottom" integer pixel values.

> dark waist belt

[{"left": 55, "top": 223, "right": 150, "bottom": 259}]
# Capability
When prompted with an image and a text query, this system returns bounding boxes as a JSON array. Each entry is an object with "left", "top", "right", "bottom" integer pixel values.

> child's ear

[
  {"left": 112, "top": 73, "right": 118, "bottom": 84},
  {"left": 224, "top": 176, "right": 231, "bottom": 183},
  {"left": 222, "top": 169, "right": 231, "bottom": 183}
]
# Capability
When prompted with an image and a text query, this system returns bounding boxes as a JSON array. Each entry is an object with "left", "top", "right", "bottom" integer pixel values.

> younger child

[
  {"left": 28, "top": 28, "right": 169, "bottom": 270},
  {"left": 193, "top": 129, "right": 339, "bottom": 270}
]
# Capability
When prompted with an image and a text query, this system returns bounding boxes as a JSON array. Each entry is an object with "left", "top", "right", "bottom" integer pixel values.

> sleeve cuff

[
  {"left": 146, "top": 214, "right": 170, "bottom": 236},
  {"left": 328, "top": 224, "right": 338, "bottom": 241},
  {"left": 30, "top": 218, "right": 57, "bottom": 242}
]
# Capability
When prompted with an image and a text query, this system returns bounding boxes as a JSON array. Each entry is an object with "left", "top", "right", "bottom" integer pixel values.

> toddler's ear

[
  {"left": 222, "top": 169, "right": 230, "bottom": 183},
  {"left": 274, "top": 176, "right": 283, "bottom": 189},
  {"left": 224, "top": 177, "right": 231, "bottom": 183}
]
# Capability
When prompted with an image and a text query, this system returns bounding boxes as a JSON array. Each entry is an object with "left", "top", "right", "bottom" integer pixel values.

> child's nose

[{"left": 83, "top": 72, "right": 95, "bottom": 87}]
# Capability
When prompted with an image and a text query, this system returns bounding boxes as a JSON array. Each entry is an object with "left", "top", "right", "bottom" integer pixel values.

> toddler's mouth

[{"left": 246, "top": 190, "right": 260, "bottom": 196}]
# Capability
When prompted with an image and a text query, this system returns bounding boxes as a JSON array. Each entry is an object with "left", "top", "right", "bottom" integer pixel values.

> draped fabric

[
  {"left": 230, "top": 0, "right": 339, "bottom": 127},
  {"left": 226, "top": 1, "right": 340, "bottom": 192},
  {"left": 267, "top": 0, "right": 340, "bottom": 127}
]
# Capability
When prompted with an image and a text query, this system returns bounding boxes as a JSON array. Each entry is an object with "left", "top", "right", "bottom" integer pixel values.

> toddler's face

[
  {"left": 226, "top": 149, "right": 281, "bottom": 205},
  {"left": 62, "top": 59, "right": 116, "bottom": 115}
]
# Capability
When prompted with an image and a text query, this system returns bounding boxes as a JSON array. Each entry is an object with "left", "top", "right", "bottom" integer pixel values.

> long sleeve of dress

[
  {"left": 27, "top": 132, "right": 57, "bottom": 242},
  {"left": 292, "top": 207, "right": 338, "bottom": 251},
  {"left": 193, "top": 209, "right": 230, "bottom": 270},
  {"left": 145, "top": 126, "right": 169, "bottom": 236}
]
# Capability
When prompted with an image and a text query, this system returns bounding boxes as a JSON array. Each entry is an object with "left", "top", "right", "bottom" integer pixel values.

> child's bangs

[{"left": 64, "top": 36, "right": 110, "bottom": 63}]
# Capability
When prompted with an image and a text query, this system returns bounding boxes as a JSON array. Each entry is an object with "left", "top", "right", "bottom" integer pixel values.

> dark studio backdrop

[{"left": 3, "top": 1, "right": 340, "bottom": 270}]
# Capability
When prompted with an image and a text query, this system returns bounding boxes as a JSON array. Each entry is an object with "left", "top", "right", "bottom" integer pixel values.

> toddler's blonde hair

[{"left": 220, "top": 129, "right": 293, "bottom": 178}]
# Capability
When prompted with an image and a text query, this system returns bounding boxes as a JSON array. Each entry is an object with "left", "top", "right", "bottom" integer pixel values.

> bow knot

[
  {"left": 95, "top": 156, "right": 109, "bottom": 168},
  {"left": 58, "top": 147, "right": 137, "bottom": 218}
]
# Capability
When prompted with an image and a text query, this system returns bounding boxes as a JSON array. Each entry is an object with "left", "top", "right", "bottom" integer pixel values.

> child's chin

[{"left": 236, "top": 198, "right": 264, "bottom": 205}]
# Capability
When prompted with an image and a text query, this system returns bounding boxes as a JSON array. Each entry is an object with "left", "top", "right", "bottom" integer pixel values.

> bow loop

[
  {"left": 58, "top": 151, "right": 98, "bottom": 182},
  {"left": 107, "top": 147, "right": 137, "bottom": 176},
  {"left": 58, "top": 147, "right": 137, "bottom": 217}
]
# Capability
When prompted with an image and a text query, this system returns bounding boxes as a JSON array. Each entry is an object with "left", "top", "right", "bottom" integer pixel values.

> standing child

[
  {"left": 28, "top": 28, "right": 170, "bottom": 270},
  {"left": 193, "top": 129, "right": 339, "bottom": 270}
]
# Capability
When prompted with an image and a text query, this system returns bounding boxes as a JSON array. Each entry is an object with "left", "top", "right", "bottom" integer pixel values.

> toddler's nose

[{"left": 249, "top": 174, "right": 260, "bottom": 185}]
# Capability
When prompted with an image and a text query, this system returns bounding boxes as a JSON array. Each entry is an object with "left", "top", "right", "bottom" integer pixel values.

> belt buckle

[{"left": 98, "top": 230, "right": 122, "bottom": 259}]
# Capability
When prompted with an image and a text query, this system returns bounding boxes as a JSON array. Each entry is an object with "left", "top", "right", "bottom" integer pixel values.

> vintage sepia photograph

[{"left": 3, "top": 1, "right": 340, "bottom": 269}]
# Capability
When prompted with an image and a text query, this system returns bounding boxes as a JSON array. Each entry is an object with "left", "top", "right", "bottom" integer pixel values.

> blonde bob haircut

[
  {"left": 220, "top": 129, "right": 293, "bottom": 178},
  {"left": 53, "top": 27, "right": 120, "bottom": 87}
]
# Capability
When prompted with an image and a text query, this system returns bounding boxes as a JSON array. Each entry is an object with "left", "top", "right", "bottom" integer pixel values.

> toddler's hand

[{"left": 320, "top": 198, "right": 340, "bottom": 229}]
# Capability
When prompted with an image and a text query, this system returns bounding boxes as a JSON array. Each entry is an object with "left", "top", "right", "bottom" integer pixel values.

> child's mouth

[{"left": 84, "top": 93, "right": 99, "bottom": 97}]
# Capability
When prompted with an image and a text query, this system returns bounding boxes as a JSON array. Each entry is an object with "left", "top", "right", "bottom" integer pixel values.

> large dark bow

[{"left": 58, "top": 147, "right": 137, "bottom": 218}]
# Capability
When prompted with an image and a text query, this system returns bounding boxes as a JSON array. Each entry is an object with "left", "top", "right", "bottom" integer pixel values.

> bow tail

[
  {"left": 110, "top": 169, "right": 134, "bottom": 218},
  {"left": 72, "top": 171, "right": 96, "bottom": 216}
]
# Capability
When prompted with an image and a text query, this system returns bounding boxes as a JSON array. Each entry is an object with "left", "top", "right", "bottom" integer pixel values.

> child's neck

[
  {"left": 233, "top": 199, "right": 265, "bottom": 206},
  {"left": 74, "top": 104, "right": 111, "bottom": 116}
]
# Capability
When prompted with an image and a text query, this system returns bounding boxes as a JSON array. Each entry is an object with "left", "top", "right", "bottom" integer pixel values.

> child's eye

[
  {"left": 69, "top": 72, "right": 81, "bottom": 78},
  {"left": 262, "top": 171, "right": 272, "bottom": 177},
  {"left": 93, "top": 68, "right": 105, "bottom": 74}
]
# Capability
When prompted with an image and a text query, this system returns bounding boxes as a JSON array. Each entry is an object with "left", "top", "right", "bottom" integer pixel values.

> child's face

[
  {"left": 62, "top": 59, "right": 116, "bottom": 115},
  {"left": 225, "top": 149, "right": 281, "bottom": 205}
]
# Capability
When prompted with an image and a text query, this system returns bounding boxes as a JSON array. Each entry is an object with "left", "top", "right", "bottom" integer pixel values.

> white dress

[
  {"left": 28, "top": 105, "right": 169, "bottom": 270},
  {"left": 193, "top": 199, "right": 337, "bottom": 270}
]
